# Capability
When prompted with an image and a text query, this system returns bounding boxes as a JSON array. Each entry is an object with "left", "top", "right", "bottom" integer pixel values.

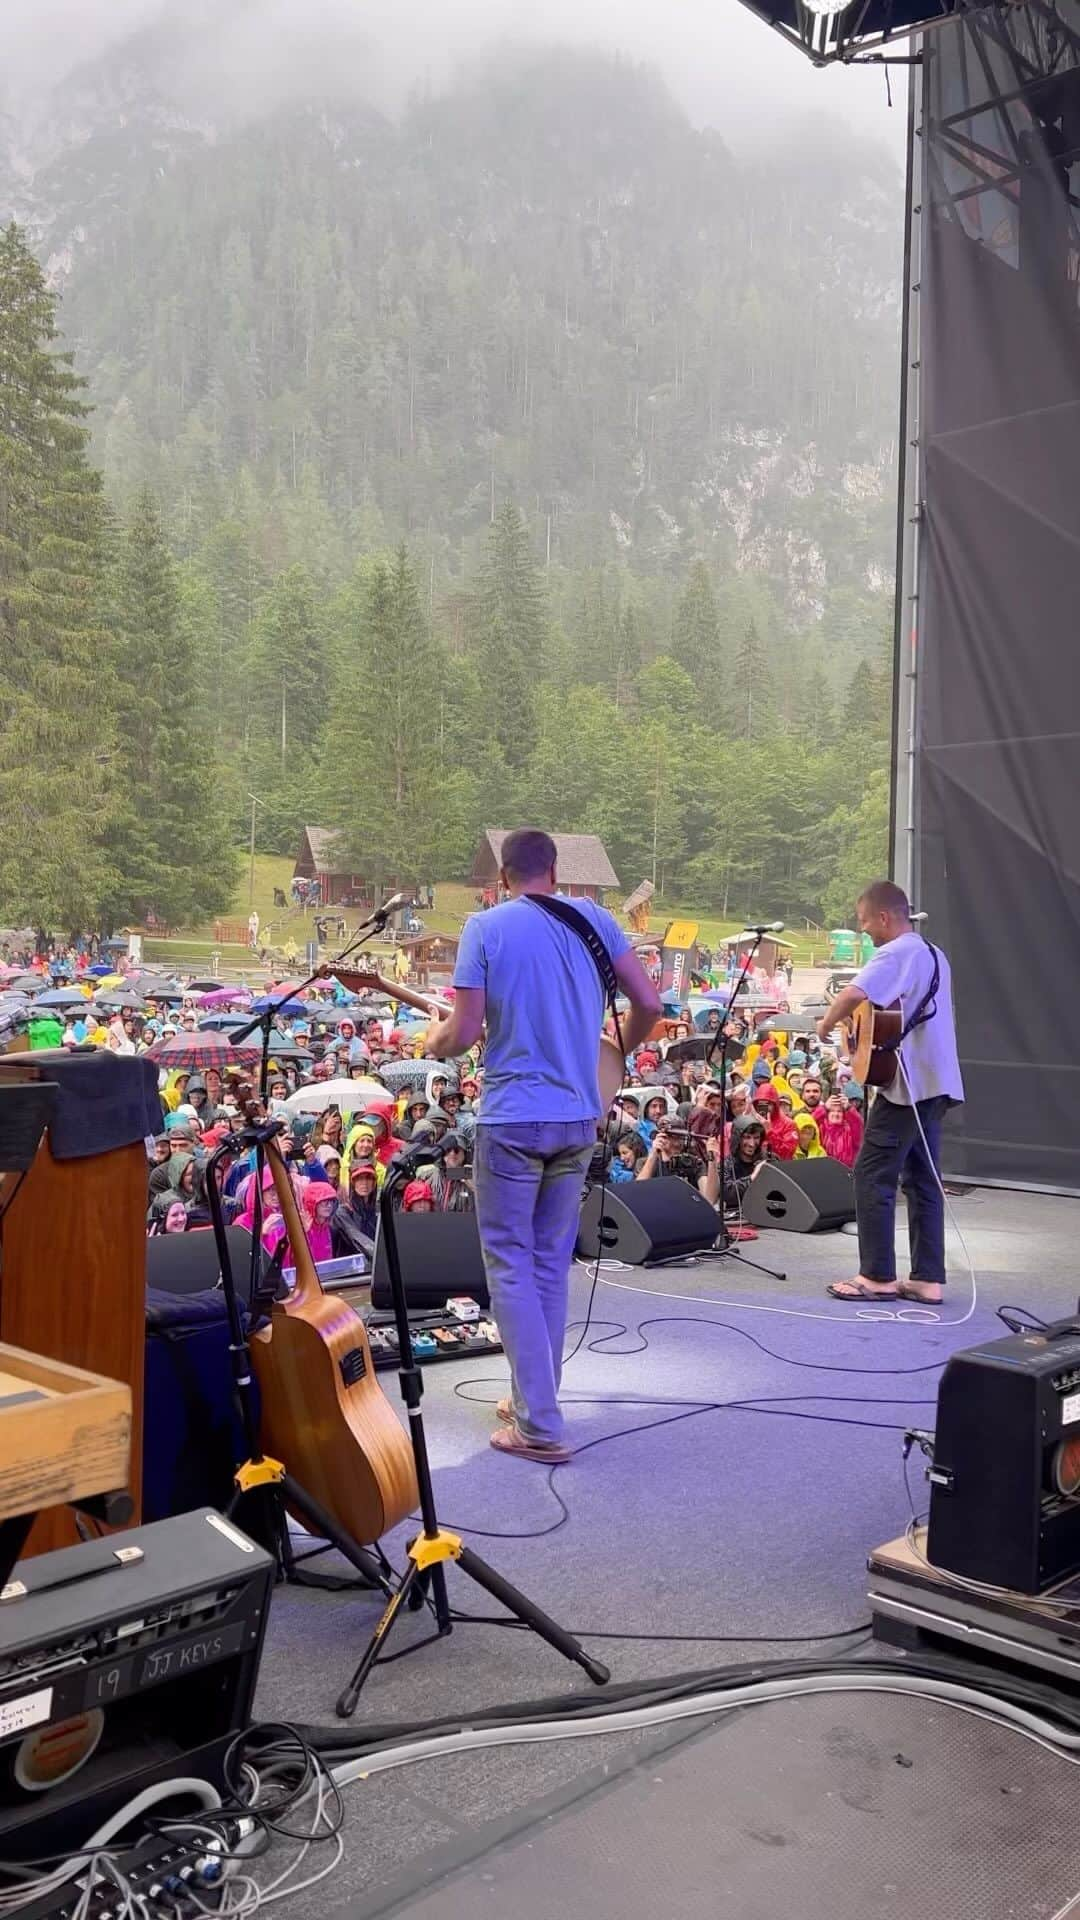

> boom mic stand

[
  {"left": 705, "top": 928, "right": 787, "bottom": 1282},
  {"left": 227, "top": 897, "right": 403, "bottom": 1326},
  {"left": 335, "top": 1143, "right": 611, "bottom": 1717}
]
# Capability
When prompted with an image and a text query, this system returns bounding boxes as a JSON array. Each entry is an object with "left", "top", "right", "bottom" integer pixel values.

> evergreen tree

[
  {"left": 322, "top": 546, "right": 448, "bottom": 883},
  {"left": 733, "top": 619, "right": 768, "bottom": 740},
  {"left": 104, "top": 489, "right": 238, "bottom": 925},
  {"left": 249, "top": 565, "right": 325, "bottom": 767},
  {"left": 0, "top": 222, "right": 117, "bottom": 930},
  {"left": 476, "top": 503, "right": 547, "bottom": 769},
  {"left": 672, "top": 560, "right": 721, "bottom": 688}
]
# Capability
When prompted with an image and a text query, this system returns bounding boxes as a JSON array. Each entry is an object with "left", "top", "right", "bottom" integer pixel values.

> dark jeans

[{"left": 854, "top": 1093, "right": 950, "bottom": 1286}]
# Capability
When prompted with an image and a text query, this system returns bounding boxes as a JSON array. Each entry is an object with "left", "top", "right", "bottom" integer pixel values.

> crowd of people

[
  {"left": 595, "top": 1009, "right": 864, "bottom": 1233},
  {"left": 1, "top": 929, "right": 862, "bottom": 1267}
]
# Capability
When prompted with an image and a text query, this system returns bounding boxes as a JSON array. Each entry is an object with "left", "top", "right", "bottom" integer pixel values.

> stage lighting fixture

[{"left": 798, "top": 0, "right": 853, "bottom": 15}]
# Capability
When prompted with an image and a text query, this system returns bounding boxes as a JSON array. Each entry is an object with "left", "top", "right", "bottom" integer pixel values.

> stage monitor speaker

[
  {"left": 928, "top": 1320, "right": 1080, "bottom": 1591},
  {"left": 744, "top": 1159, "right": 855, "bottom": 1233},
  {"left": 371, "top": 1208, "right": 490, "bottom": 1311},
  {"left": 576, "top": 1178, "right": 719, "bottom": 1266}
]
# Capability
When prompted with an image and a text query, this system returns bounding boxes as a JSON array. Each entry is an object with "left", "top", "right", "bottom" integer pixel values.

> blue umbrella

[
  {"left": 252, "top": 994, "right": 307, "bottom": 1015},
  {"left": 36, "top": 988, "right": 90, "bottom": 1007},
  {"left": 88, "top": 963, "right": 113, "bottom": 976}
]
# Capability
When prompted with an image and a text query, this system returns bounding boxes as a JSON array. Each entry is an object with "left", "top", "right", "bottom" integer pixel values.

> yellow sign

[{"left": 662, "top": 920, "right": 699, "bottom": 951}]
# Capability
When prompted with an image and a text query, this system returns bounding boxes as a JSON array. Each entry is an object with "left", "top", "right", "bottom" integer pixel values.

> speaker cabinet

[
  {"left": 371, "top": 1208, "right": 490, "bottom": 1310},
  {"left": 745, "top": 1159, "right": 855, "bottom": 1232},
  {"left": 576, "top": 1178, "right": 719, "bottom": 1265}
]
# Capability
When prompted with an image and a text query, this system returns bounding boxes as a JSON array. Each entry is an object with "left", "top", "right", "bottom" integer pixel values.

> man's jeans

[
  {"left": 473, "top": 1121, "right": 595, "bottom": 1445},
  {"left": 854, "top": 1093, "right": 950, "bottom": 1286}
]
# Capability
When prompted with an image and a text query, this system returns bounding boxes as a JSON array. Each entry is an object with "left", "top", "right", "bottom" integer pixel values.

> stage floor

[{"left": 254, "top": 1186, "right": 1080, "bottom": 1918}]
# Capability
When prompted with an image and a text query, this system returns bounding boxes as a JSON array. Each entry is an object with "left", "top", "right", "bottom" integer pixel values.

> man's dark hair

[
  {"left": 500, "top": 828, "right": 558, "bottom": 883},
  {"left": 858, "top": 878, "right": 911, "bottom": 919}
]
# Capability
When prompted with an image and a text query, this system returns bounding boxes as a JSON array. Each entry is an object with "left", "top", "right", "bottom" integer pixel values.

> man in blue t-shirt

[{"left": 423, "top": 828, "right": 661, "bottom": 1460}]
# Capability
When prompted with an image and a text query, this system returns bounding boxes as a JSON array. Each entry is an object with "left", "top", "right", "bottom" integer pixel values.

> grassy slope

[{"left": 144, "top": 854, "right": 828, "bottom": 969}]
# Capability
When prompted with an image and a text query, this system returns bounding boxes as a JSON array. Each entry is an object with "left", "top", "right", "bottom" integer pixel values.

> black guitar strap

[
  {"left": 523, "top": 893, "right": 627, "bottom": 1058},
  {"left": 900, "top": 940, "right": 940, "bottom": 1044}
]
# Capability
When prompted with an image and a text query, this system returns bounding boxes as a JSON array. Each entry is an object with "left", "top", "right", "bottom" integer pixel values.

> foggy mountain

[{"left": 0, "top": 24, "right": 903, "bottom": 611}]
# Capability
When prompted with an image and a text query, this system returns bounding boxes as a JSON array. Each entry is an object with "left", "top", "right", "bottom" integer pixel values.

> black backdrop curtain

[{"left": 917, "top": 2, "right": 1080, "bottom": 1187}]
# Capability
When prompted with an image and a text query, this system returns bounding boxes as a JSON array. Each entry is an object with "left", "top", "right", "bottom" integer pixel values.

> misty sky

[{"left": 3, "top": 0, "right": 907, "bottom": 151}]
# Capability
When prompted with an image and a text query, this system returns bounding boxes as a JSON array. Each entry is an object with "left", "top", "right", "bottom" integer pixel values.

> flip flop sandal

[
  {"left": 826, "top": 1280, "right": 900, "bottom": 1302},
  {"left": 896, "top": 1281, "right": 944, "bottom": 1304},
  {"left": 490, "top": 1424, "right": 571, "bottom": 1463}
]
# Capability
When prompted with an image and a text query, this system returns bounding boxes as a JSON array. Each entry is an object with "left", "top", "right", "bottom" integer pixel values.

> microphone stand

[
  {"left": 335, "top": 1145, "right": 610, "bottom": 1716},
  {"left": 705, "top": 929, "right": 786, "bottom": 1282},
  {"left": 226, "top": 902, "right": 397, "bottom": 1312}
]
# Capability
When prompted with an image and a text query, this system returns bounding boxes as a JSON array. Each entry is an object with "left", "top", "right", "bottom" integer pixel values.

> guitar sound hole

[{"left": 340, "top": 1347, "right": 367, "bottom": 1387}]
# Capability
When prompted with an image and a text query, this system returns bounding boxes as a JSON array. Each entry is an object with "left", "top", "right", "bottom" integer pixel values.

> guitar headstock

[{"left": 320, "top": 964, "right": 391, "bottom": 997}]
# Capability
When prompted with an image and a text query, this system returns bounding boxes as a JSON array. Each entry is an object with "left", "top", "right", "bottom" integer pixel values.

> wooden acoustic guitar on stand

[
  {"left": 322, "top": 965, "right": 626, "bottom": 1113},
  {"left": 228, "top": 1078, "right": 418, "bottom": 1546}
]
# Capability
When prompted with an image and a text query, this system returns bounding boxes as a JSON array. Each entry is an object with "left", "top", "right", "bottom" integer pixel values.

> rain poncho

[
  {"left": 340, "top": 1123, "right": 387, "bottom": 1188},
  {"left": 817, "top": 1104, "right": 863, "bottom": 1170},
  {"left": 793, "top": 1113, "right": 826, "bottom": 1159}
]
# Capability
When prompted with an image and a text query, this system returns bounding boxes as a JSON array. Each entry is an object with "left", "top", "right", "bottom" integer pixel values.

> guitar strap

[
  {"left": 523, "top": 893, "right": 627, "bottom": 1059},
  {"left": 900, "top": 939, "right": 941, "bottom": 1044}
]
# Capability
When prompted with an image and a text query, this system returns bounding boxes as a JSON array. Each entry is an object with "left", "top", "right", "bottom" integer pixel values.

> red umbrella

[{"left": 146, "top": 1029, "right": 262, "bottom": 1071}]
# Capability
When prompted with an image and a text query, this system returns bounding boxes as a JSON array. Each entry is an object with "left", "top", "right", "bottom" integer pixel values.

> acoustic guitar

[
  {"left": 848, "top": 998, "right": 903, "bottom": 1089},
  {"left": 230, "top": 1079, "right": 418, "bottom": 1545},
  {"left": 324, "top": 965, "right": 626, "bottom": 1115}
]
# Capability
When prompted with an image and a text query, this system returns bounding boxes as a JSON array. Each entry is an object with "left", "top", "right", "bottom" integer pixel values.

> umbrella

[
  {"left": 198, "top": 986, "right": 252, "bottom": 1008},
  {"left": 9, "top": 973, "right": 43, "bottom": 991},
  {"left": 284, "top": 1077, "right": 388, "bottom": 1115},
  {"left": 35, "top": 987, "right": 90, "bottom": 1007},
  {"left": 198, "top": 1011, "right": 253, "bottom": 1031},
  {"left": 87, "top": 963, "right": 114, "bottom": 976},
  {"left": 251, "top": 993, "right": 307, "bottom": 1015},
  {"left": 147, "top": 1029, "right": 262, "bottom": 1071},
  {"left": 374, "top": 1058, "right": 433, "bottom": 1093},
  {"left": 664, "top": 1035, "right": 745, "bottom": 1066},
  {"left": 182, "top": 977, "right": 240, "bottom": 995},
  {"left": 94, "top": 990, "right": 147, "bottom": 1012}
]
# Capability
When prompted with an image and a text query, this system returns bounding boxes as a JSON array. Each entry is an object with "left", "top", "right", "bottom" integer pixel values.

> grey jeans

[{"left": 472, "top": 1120, "right": 596, "bottom": 1445}]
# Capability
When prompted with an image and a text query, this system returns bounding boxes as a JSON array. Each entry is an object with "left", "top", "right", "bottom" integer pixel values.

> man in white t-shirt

[{"left": 817, "top": 878, "right": 963, "bottom": 1307}]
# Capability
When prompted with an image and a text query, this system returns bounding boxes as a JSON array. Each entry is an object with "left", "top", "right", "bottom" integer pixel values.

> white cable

[{"left": 330, "top": 1671, "right": 1080, "bottom": 1788}]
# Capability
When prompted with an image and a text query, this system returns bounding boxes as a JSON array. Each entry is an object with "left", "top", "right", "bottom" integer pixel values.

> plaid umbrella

[{"left": 147, "top": 1029, "right": 262, "bottom": 1071}]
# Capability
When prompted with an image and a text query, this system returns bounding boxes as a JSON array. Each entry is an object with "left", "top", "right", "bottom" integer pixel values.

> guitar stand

[
  {"left": 335, "top": 1160, "right": 611, "bottom": 1716},
  {"left": 206, "top": 1133, "right": 397, "bottom": 1604}
]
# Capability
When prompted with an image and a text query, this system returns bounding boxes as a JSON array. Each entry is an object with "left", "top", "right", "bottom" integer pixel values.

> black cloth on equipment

[{"left": 10, "top": 1048, "right": 163, "bottom": 1157}]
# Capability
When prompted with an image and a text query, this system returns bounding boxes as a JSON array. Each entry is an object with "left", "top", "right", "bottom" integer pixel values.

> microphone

[
  {"left": 371, "top": 892, "right": 412, "bottom": 925},
  {"left": 742, "top": 921, "right": 785, "bottom": 935}
]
